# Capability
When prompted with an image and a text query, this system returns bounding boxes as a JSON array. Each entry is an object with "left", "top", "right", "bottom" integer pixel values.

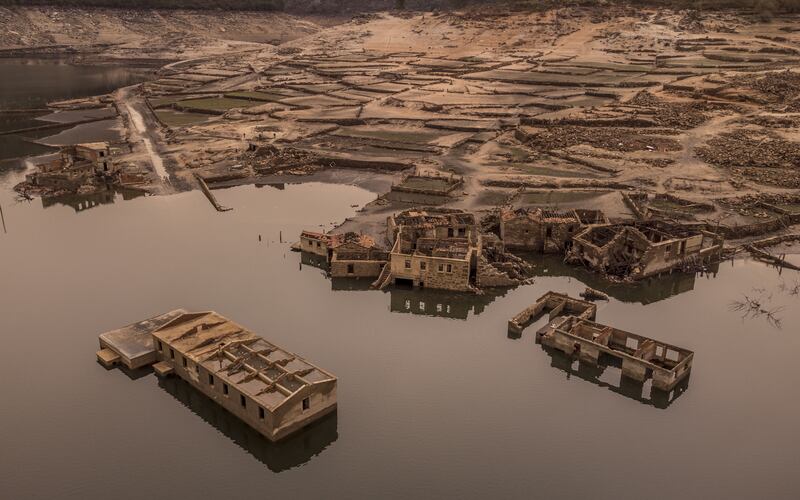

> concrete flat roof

[{"left": 99, "top": 309, "right": 187, "bottom": 368}]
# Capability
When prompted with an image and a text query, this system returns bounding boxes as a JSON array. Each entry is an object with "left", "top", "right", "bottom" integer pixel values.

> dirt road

[{"left": 115, "top": 85, "right": 173, "bottom": 193}]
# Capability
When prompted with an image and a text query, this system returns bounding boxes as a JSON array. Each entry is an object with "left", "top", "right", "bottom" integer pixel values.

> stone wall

[
  {"left": 300, "top": 234, "right": 329, "bottom": 257},
  {"left": 501, "top": 217, "right": 543, "bottom": 250},
  {"left": 153, "top": 337, "right": 336, "bottom": 442},
  {"left": 475, "top": 255, "right": 518, "bottom": 288},
  {"left": 389, "top": 252, "right": 472, "bottom": 291},
  {"left": 330, "top": 259, "right": 384, "bottom": 278},
  {"left": 423, "top": 257, "right": 472, "bottom": 291}
]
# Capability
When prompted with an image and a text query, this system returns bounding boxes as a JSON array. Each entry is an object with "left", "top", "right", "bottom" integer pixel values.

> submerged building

[
  {"left": 508, "top": 292, "right": 695, "bottom": 399},
  {"left": 566, "top": 220, "right": 723, "bottom": 280},
  {"left": 499, "top": 207, "right": 607, "bottom": 253},
  {"left": 299, "top": 208, "right": 532, "bottom": 293},
  {"left": 299, "top": 231, "right": 389, "bottom": 278},
  {"left": 539, "top": 315, "right": 694, "bottom": 392},
  {"left": 25, "top": 142, "right": 116, "bottom": 192},
  {"left": 98, "top": 310, "right": 337, "bottom": 442},
  {"left": 376, "top": 208, "right": 532, "bottom": 292}
]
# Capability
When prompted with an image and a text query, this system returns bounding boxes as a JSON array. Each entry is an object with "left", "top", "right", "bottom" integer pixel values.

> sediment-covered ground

[{"left": 5, "top": 4, "right": 800, "bottom": 247}]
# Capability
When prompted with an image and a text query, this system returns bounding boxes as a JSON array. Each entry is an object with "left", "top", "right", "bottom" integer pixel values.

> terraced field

[{"left": 137, "top": 7, "right": 800, "bottom": 239}]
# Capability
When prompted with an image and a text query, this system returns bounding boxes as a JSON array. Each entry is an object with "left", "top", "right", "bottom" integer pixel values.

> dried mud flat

[{"left": 6, "top": 5, "right": 800, "bottom": 248}]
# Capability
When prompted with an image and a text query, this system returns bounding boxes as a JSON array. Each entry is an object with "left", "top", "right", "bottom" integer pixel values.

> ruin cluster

[{"left": 298, "top": 200, "right": 724, "bottom": 291}]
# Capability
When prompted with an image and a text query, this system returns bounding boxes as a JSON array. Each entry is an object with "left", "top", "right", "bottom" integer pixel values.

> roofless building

[{"left": 98, "top": 310, "right": 337, "bottom": 442}]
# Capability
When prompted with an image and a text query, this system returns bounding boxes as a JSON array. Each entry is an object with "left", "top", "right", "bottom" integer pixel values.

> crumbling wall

[
  {"left": 330, "top": 260, "right": 385, "bottom": 278},
  {"left": 475, "top": 255, "right": 518, "bottom": 288},
  {"left": 501, "top": 216, "right": 543, "bottom": 251},
  {"left": 300, "top": 233, "right": 328, "bottom": 257},
  {"left": 543, "top": 221, "right": 578, "bottom": 254}
]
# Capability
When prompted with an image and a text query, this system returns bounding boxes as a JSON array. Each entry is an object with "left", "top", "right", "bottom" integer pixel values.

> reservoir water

[
  {"left": 0, "top": 58, "right": 151, "bottom": 163},
  {"left": 1, "top": 62, "right": 799, "bottom": 500}
]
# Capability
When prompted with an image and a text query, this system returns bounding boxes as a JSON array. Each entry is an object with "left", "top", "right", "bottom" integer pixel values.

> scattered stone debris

[
  {"left": 522, "top": 125, "right": 682, "bottom": 153},
  {"left": 695, "top": 130, "right": 800, "bottom": 188},
  {"left": 731, "top": 69, "right": 800, "bottom": 110},
  {"left": 580, "top": 287, "right": 609, "bottom": 301},
  {"left": 627, "top": 90, "right": 721, "bottom": 129},
  {"left": 243, "top": 144, "right": 322, "bottom": 177}
]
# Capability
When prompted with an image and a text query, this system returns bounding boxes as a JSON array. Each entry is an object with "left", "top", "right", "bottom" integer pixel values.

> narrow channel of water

[
  {"left": 0, "top": 58, "right": 152, "bottom": 163},
  {"left": 1, "top": 171, "right": 798, "bottom": 499}
]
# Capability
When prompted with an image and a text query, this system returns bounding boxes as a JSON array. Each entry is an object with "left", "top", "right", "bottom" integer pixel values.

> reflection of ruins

[
  {"left": 508, "top": 292, "right": 693, "bottom": 409},
  {"left": 300, "top": 251, "right": 330, "bottom": 272},
  {"left": 40, "top": 186, "right": 144, "bottom": 213},
  {"left": 538, "top": 346, "right": 690, "bottom": 409},
  {"left": 528, "top": 255, "right": 720, "bottom": 305},
  {"left": 327, "top": 276, "right": 506, "bottom": 319},
  {"left": 389, "top": 286, "right": 507, "bottom": 320},
  {"left": 299, "top": 207, "right": 532, "bottom": 292},
  {"left": 158, "top": 376, "right": 338, "bottom": 472}
]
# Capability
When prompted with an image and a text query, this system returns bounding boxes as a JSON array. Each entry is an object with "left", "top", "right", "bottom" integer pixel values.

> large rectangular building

[{"left": 151, "top": 311, "right": 337, "bottom": 442}]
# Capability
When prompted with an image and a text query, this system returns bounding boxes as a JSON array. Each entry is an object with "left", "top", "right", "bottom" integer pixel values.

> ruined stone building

[
  {"left": 151, "top": 311, "right": 337, "bottom": 442},
  {"left": 507, "top": 291, "right": 597, "bottom": 338},
  {"left": 539, "top": 314, "right": 693, "bottom": 392},
  {"left": 387, "top": 229, "right": 477, "bottom": 291},
  {"left": 375, "top": 208, "right": 532, "bottom": 292},
  {"left": 386, "top": 207, "right": 478, "bottom": 245},
  {"left": 24, "top": 142, "right": 115, "bottom": 192},
  {"left": 500, "top": 207, "right": 607, "bottom": 253},
  {"left": 66, "top": 142, "right": 115, "bottom": 173},
  {"left": 299, "top": 231, "right": 388, "bottom": 278},
  {"left": 566, "top": 220, "right": 723, "bottom": 280}
]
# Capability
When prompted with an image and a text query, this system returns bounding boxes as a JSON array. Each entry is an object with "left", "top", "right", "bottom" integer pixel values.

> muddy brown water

[
  {"left": 1, "top": 173, "right": 799, "bottom": 499},
  {"left": 0, "top": 59, "right": 151, "bottom": 163},
  {"left": 2, "top": 63, "right": 800, "bottom": 500}
]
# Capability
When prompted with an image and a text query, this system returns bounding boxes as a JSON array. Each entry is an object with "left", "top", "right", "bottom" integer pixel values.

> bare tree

[{"left": 729, "top": 294, "right": 784, "bottom": 329}]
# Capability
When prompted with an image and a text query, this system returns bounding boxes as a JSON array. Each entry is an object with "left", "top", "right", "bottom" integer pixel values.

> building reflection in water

[
  {"left": 538, "top": 344, "right": 690, "bottom": 409},
  {"left": 158, "top": 376, "right": 338, "bottom": 472},
  {"left": 387, "top": 285, "right": 507, "bottom": 320},
  {"left": 40, "top": 186, "right": 145, "bottom": 213},
  {"left": 528, "top": 254, "right": 720, "bottom": 305},
  {"left": 326, "top": 274, "right": 507, "bottom": 320},
  {"left": 300, "top": 248, "right": 721, "bottom": 320}
]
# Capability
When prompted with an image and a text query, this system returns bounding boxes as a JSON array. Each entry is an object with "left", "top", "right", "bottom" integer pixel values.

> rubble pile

[
  {"left": 696, "top": 130, "right": 800, "bottom": 170},
  {"left": 718, "top": 194, "right": 784, "bottom": 218},
  {"left": 677, "top": 10, "right": 706, "bottom": 34},
  {"left": 747, "top": 114, "right": 800, "bottom": 129},
  {"left": 732, "top": 70, "right": 800, "bottom": 110},
  {"left": 243, "top": 146, "right": 321, "bottom": 176},
  {"left": 627, "top": 91, "right": 718, "bottom": 129},
  {"left": 525, "top": 125, "right": 682, "bottom": 153}
]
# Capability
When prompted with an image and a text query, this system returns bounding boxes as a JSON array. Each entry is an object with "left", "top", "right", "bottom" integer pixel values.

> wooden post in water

[{"left": 0, "top": 203, "right": 6, "bottom": 234}]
